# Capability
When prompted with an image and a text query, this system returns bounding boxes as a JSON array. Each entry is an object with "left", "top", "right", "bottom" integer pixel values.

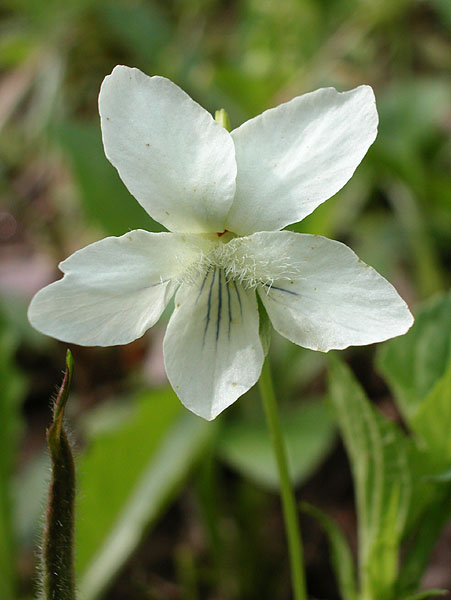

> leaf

[
  {"left": 426, "top": 469, "right": 451, "bottom": 483},
  {"left": 75, "top": 388, "right": 213, "bottom": 600},
  {"left": 328, "top": 356, "right": 411, "bottom": 600},
  {"left": 100, "top": 2, "right": 170, "bottom": 61},
  {"left": 377, "top": 292, "right": 451, "bottom": 422},
  {"left": 378, "top": 79, "right": 451, "bottom": 148},
  {"left": 13, "top": 451, "right": 50, "bottom": 547},
  {"left": 302, "top": 502, "right": 357, "bottom": 600},
  {"left": 53, "top": 119, "right": 163, "bottom": 236},
  {"left": 217, "top": 398, "right": 335, "bottom": 490},
  {"left": 397, "top": 483, "right": 451, "bottom": 595},
  {"left": 0, "top": 317, "right": 26, "bottom": 600},
  {"left": 404, "top": 590, "right": 448, "bottom": 600},
  {"left": 411, "top": 366, "right": 451, "bottom": 465},
  {"left": 431, "top": 0, "right": 451, "bottom": 29},
  {"left": 376, "top": 295, "right": 451, "bottom": 594}
]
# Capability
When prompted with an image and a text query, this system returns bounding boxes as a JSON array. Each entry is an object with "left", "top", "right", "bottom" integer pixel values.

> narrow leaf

[
  {"left": 328, "top": 356, "right": 411, "bottom": 600},
  {"left": 404, "top": 590, "right": 448, "bottom": 600},
  {"left": 426, "top": 469, "right": 451, "bottom": 483},
  {"left": 411, "top": 366, "right": 451, "bottom": 465},
  {"left": 0, "top": 321, "right": 26, "bottom": 600},
  {"left": 302, "top": 502, "right": 357, "bottom": 600},
  {"left": 397, "top": 485, "right": 451, "bottom": 594}
]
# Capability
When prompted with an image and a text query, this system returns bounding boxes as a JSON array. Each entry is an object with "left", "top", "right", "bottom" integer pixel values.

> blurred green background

[{"left": 0, "top": 0, "right": 450, "bottom": 599}]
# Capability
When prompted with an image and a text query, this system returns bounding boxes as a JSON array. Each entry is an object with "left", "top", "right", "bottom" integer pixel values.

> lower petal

[
  {"left": 254, "top": 231, "right": 413, "bottom": 352},
  {"left": 28, "top": 230, "right": 200, "bottom": 346},
  {"left": 163, "top": 270, "right": 264, "bottom": 420}
]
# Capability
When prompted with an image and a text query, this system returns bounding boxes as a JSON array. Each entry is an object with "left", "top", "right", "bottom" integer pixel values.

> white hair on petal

[{"left": 177, "top": 237, "right": 301, "bottom": 290}]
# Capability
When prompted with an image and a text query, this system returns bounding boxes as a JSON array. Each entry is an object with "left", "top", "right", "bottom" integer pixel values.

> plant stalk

[
  {"left": 258, "top": 358, "right": 308, "bottom": 600},
  {"left": 42, "top": 350, "right": 76, "bottom": 600}
]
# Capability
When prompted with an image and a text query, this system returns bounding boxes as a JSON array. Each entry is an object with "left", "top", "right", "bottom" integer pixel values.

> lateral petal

[
  {"left": 28, "top": 231, "right": 202, "bottom": 346},
  {"left": 250, "top": 231, "right": 413, "bottom": 351}
]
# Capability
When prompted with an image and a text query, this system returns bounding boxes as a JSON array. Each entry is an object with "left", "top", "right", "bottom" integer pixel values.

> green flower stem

[{"left": 258, "top": 359, "right": 307, "bottom": 600}]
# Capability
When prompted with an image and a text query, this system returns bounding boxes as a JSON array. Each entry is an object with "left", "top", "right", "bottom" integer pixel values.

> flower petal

[
  {"left": 99, "top": 66, "right": 237, "bottom": 233},
  {"left": 246, "top": 231, "right": 413, "bottom": 351},
  {"left": 163, "top": 270, "right": 264, "bottom": 420},
  {"left": 226, "top": 86, "right": 378, "bottom": 235},
  {"left": 28, "top": 231, "right": 203, "bottom": 346}
]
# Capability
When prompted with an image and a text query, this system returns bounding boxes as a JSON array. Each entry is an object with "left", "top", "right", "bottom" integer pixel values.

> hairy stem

[{"left": 42, "top": 350, "right": 76, "bottom": 600}]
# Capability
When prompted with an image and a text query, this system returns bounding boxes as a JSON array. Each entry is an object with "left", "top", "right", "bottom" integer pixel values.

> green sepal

[
  {"left": 257, "top": 295, "right": 271, "bottom": 357},
  {"left": 214, "top": 108, "right": 231, "bottom": 131}
]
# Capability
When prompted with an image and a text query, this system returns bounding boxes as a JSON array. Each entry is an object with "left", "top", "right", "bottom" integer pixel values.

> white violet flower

[{"left": 28, "top": 66, "right": 414, "bottom": 420}]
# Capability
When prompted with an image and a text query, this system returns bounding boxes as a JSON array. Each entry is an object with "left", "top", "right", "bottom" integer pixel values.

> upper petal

[
  {"left": 99, "top": 66, "right": 237, "bottom": 233},
  {"left": 247, "top": 231, "right": 413, "bottom": 351},
  {"left": 28, "top": 231, "right": 203, "bottom": 346},
  {"left": 226, "top": 86, "right": 378, "bottom": 235},
  {"left": 163, "top": 270, "right": 264, "bottom": 420}
]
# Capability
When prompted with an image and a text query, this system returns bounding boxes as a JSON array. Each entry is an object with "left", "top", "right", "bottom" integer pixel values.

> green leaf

[
  {"left": 378, "top": 79, "right": 451, "bottom": 148},
  {"left": 302, "top": 503, "right": 357, "bottom": 600},
  {"left": 376, "top": 295, "right": 451, "bottom": 594},
  {"left": 397, "top": 483, "right": 451, "bottom": 594},
  {"left": 99, "top": 2, "right": 170, "bottom": 64},
  {"left": 431, "top": 0, "right": 451, "bottom": 29},
  {"left": 402, "top": 442, "right": 447, "bottom": 531},
  {"left": 100, "top": 2, "right": 170, "bottom": 61},
  {"left": 0, "top": 318, "right": 26, "bottom": 600},
  {"left": 377, "top": 292, "right": 451, "bottom": 422},
  {"left": 217, "top": 398, "right": 335, "bottom": 490},
  {"left": 13, "top": 451, "right": 50, "bottom": 547},
  {"left": 75, "top": 388, "right": 213, "bottom": 600},
  {"left": 426, "top": 469, "right": 451, "bottom": 483},
  {"left": 404, "top": 590, "right": 448, "bottom": 600},
  {"left": 411, "top": 366, "right": 451, "bottom": 465},
  {"left": 53, "top": 120, "right": 163, "bottom": 236},
  {"left": 328, "top": 356, "right": 411, "bottom": 600}
]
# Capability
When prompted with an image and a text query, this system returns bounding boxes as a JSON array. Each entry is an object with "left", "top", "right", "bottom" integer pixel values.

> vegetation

[{"left": 0, "top": 0, "right": 449, "bottom": 598}]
